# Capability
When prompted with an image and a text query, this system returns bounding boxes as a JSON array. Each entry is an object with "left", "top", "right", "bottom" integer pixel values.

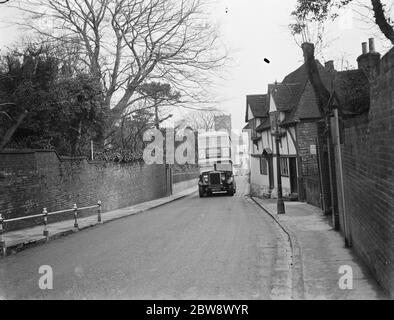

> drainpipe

[
  {"left": 326, "top": 112, "right": 339, "bottom": 230},
  {"left": 316, "top": 132, "right": 326, "bottom": 212},
  {"left": 333, "top": 108, "right": 352, "bottom": 247}
]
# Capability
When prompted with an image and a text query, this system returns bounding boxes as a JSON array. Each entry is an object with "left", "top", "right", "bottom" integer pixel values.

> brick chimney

[
  {"left": 357, "top": 38, "right": 381, "bottom": 80},
  {"left": 325, "top": 60, "right": 335, "bottom": 72}
]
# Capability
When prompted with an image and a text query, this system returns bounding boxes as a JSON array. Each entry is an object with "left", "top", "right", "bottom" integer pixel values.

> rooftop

[{"left": 245, "top": 94, "right": 268, "bottom": 122}]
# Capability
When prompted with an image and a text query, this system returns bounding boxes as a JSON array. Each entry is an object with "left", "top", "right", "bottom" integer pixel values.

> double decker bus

[{"left": 197, "top": 131, "right": 236, "bottom": 197}]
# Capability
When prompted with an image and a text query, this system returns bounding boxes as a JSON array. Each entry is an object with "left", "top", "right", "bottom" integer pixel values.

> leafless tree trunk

[
  {"left": 291, "top": 0, "right": 394, "bottom": 47},
  {"left": 71, "top": 120, "right": 83, "bottom": 156},
  {"left": 0, "top": 109, "right": 28, "bottom": 151},
  {"left": 371, "top": 0, "right": 394, "bottom": 44}
]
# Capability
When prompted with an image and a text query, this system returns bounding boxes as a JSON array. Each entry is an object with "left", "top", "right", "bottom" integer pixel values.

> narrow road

[{"left": 0, "top": 177, "right": 289, "bottom": 300}]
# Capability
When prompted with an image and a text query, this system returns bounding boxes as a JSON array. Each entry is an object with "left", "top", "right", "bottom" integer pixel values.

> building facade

[
  {"left": 245, "top": 61, "right": 335, "bottom": 206},
  {"left": 245, "top": 38, "right": 394, "bottom": 297}
]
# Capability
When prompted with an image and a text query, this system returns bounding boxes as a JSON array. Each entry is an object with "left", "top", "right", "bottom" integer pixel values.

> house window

[
  {"left": 260, "top": 158, "right": 268, "bottom": 175},
  {"left": 280, "top": 158, "right": 289, "bottom": 177}
]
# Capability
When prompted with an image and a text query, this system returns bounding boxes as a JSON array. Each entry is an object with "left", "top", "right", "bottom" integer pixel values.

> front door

[{"left": 289, "top": 157, "right": 298, "bottom": 194}]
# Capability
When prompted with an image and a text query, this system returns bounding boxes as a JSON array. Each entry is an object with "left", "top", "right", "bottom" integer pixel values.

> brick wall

[
  {"left": 0, "top": 150, "right": 168, "bottom": 231},
  {"left": 171, "top": 163, "right": 199, "bottom": 184},
  {"left": 342, "top": 47, "right": 394, "bottom": 297},
  {"left": 296, "top": 121, "right": 322, "bottom": 207},
  {"left": 172, "top": 171, "right": 199, "bottom": 184},
  {"left": 297, "top": 122, "right": 319, "bottom": 177},
  {"left": 304, "top": 175, "right": 321, "bottom": 207}
]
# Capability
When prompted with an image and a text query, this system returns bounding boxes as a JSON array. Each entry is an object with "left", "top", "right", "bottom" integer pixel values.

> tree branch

[
  {"left": 0, "top": 109, "right": 28, "bottom": 152},
  {"left": 371, "top": 0, "right": 394, "bottom": 44}
]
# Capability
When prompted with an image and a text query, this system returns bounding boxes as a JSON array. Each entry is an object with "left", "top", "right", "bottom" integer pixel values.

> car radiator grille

[{"left": 209, "top": 173, "right": 221, "bottom": 185}]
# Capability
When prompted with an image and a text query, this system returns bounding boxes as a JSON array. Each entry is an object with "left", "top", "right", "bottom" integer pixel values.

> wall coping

[
  {"left": 0, "top": 149, "right": 52, "bottom": 155},
  {"left": 0, "top": 149, "right": 113, "bottom": 167},
  {"left": 0, "top": 149, "right": 162, "bottom": 169}
]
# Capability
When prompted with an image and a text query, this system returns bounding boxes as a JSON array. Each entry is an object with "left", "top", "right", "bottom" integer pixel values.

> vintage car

[
  {"left": 197, "top": 131, "right": 236, "bottom": 197},
  {"left": 198, "top": 166, "right": 236, "bottom": 197}
]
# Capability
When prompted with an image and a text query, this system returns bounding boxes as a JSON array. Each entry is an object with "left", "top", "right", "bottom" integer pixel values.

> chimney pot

[
  {"left": 357, "top": 38, "right": 381, "bottom": 80},
  {"left": 369, "top": 38, "right": 375, "bottom": 53},
  {"left": 362, "top": 42, "right": 368, "bottom": 54},
  {"left": 325, "top": 60, "right": 335, "bottom": 71}
]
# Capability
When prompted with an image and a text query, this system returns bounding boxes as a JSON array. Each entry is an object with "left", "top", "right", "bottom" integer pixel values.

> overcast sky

[
  {"left": 208, "top": 0, "right": 391, "bottom": 130},
  {"left": 0, "top": 0, "right": 391, "bottom": 131}
]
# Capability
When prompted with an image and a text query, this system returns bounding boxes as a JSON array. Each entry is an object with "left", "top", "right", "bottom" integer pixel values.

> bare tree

[
  {"left": 350, "top": 0, "right": 394, "bottom": 48},
  {"left": 289, "top": 15, "right": 331, "bottom": 59},
  {"left": 290, "top": 0, "right": 394, "bottom": 115},
  {"left": 177, "top": 108, "right": 223, "bottom": 131},
  {"left": 9, "top": 0, "right": 228, "bottom": 132},
  {"left": 291, "top": 0, "right": 394, "bottom": 46},
  {"left": 334, "top": 51, "right": 356, "bottom": 71}
]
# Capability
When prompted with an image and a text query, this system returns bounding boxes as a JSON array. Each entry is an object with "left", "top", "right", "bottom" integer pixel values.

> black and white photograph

[{"left": 0, "top": 0, "right": 393, "bottom": 306}]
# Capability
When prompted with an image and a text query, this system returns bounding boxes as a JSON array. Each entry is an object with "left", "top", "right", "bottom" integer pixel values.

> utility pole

[{"left": 269, "top": 104, "right": 286, "bottom": 215}]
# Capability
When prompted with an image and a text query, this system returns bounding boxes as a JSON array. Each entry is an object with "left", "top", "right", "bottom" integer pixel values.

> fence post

[
  {"left": 0, "top": 214, "right": 5, "bottom": 257},
  {"left": 73, "top": 204, "right": 79, "bottom": 229},
  {"left": 97, "top": 200, "right": 102, "bottom": 223},
  {"left": 43, "top": 208, "right": 49, "bottom": 240}
]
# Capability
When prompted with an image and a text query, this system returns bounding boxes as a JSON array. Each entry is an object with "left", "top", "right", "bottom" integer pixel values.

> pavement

[
  {"left": 1, "top": 186, "right": 199, "bottom": 256},
  {"left": 1, "top": 176, "right": 387, "bottom": 300},
  {"left": 0, "top": 177, "right": 291, "bottom": 300},
  {"left": 252, "top": 197, "right": 388, "bottom": 300}
]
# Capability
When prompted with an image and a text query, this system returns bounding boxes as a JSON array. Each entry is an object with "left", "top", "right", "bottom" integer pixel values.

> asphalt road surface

[{"left": 0, "top": 176, "right": 287, "bottom": 300}]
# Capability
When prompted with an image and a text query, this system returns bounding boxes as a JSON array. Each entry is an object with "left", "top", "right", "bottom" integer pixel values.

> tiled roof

[
  {"left": 281, "top": 61, "right": 336, "bottom": 124},
  {"left": 268, "top": 83, "right": 305, "bottom": 112},
  {"left": 251, "top": 59, "right": 367, "bottom": 133},
  {"left": 282, "top": 63, "right": 310, "bottom": 84},
  {"left": 282, "top": 60, "right": 333, "bottom": 87},
  {"left": 249, "top": 83, "right": 304, "bottom": 132},
  {"left": 287, "top": 81, "right": 321, "bottom": 122},
  {"left": 245, "top": 94, "right": 268, "bottom": 122}
]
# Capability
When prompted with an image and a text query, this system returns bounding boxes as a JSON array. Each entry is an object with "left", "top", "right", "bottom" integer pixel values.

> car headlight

[
  {"left": 203, "top": 176, "right": 209, "bottom": 183},
  {"left": 227, "top": 177, "right": 233, "bottom": 183}
]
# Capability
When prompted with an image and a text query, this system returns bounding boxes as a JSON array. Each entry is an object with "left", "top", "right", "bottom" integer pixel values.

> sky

[
  {"left": 208, "top": 0, "right": 391, "bottom": 130},
  {"left": 0, "top": 0, "right": 391, "bottom": 131}
]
